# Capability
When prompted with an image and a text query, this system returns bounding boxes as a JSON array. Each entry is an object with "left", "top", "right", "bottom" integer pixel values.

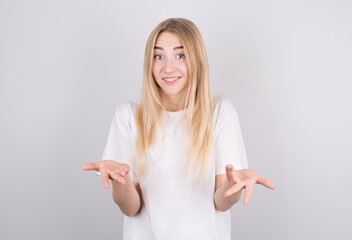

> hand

[
  {"left": 82, "top": 160, "right": 130, "bottom": 189},
  {"left": 224, "top": 164, "right": 276, "bottom": 205}
]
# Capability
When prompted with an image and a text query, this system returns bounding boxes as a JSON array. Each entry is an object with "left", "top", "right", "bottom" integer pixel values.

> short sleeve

[
  {"left": 101, "top": 102, "right": 136, "bottom": 178},
  {"left": 213, "top": 100, "right": 249, "bottom": 175}
]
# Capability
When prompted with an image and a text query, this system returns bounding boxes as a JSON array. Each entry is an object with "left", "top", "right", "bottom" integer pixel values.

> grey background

[{"left": 1, "top": 0, "right": 351, "bottom": 239}]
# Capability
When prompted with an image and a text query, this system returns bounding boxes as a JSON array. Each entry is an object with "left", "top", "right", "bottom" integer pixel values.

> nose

[{"left": 164, "top": 58, "right": 176, "bottom": 73}]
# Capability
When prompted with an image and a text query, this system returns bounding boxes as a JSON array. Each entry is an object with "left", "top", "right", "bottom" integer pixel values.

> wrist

[{"left": 112, "top": 174, "right": 131, "bottom": 188}]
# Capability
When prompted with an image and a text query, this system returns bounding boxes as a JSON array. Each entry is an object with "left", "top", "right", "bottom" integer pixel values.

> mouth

[{"left": 162, "top": 77, "right": 181, "bottom": 83}]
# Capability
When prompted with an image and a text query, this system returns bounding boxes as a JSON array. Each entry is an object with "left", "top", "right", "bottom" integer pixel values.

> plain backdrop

[{"left": 1, "top": 0, "right": 351, "bottom": 239}]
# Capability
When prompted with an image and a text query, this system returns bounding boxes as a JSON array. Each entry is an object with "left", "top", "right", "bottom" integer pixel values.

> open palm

[{"left": 224, "top": 164, "right": 276, "bottom": 204}]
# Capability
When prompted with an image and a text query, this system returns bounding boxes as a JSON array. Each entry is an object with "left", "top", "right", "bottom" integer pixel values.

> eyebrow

[{"left": 154, "top": 46, "right": 184, "bottom": 50}]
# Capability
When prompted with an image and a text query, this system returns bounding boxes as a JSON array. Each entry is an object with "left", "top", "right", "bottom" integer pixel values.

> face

[{"left": 152, "top": 31, "right": 189, "bottom": 105}]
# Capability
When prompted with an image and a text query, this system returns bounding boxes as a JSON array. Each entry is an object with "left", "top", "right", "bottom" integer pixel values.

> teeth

[{"left": 163, "top": 77, "right": 179, "bottom": 82}]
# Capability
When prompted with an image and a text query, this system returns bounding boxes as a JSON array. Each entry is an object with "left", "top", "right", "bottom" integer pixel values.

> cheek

[
  {"left": 152, "top": 66, "right": 161, "bottom": 84},
  {"left": 181, "top": 63, "right": 189, "bottom": 77},
  {"left": 151, "top": 65, "right": 156, "bottom": 76},
  {"left": 152, "top": 63, "right": 162, "bottom": 77}
]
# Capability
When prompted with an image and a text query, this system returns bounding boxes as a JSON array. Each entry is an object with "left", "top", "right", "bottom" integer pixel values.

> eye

[
  {"left": 176, "top": 54, "right": 185, "bottom": 59},
  {"left": 154, "top": 55, "right": 164, "bottom": 60}
]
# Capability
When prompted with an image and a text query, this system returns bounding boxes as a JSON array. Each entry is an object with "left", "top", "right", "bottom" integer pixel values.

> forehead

[{"left": 155, "top": 31, "right": 183, "bottom": 48}]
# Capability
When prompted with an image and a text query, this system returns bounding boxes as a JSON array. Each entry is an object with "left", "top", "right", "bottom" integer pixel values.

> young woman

[{"left": 82, "top": 18, "right": 275, "bottom": 239}]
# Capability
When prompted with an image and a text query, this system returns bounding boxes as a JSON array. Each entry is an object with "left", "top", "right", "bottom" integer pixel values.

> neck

[{"left": 161, "top": 94, "right": 186, "bottom": 112}]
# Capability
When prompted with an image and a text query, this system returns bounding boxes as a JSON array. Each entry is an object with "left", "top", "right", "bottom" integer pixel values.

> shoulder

[
  {"left": 213, "top": 96, "right": 238, "bottom": 122},
  {"left": 212, "top": 96, "right": 241, "bottom": 138},
  {"left": 115, "top": 100, "right": 137, "bottom": 117},
  {"left": 113, "top": 100, "right": 138, "bottom": 131}
]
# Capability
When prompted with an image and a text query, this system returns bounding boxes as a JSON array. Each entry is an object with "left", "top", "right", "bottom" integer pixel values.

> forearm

[
  {"left": 214, "top": 180, "right": 243, "bottom": 212},
  {"left": 112, "top": 174, "right": 141, "bottom": 217}
]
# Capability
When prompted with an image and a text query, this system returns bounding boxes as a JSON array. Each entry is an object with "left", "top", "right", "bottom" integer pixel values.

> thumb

[
  {"left": 225, "top": 164, "right": 233, "bottom": 183},
  {"left": 226, "top": 164, "right": 233, "bottom": 171},
  {"left": 226, "top": 164, "right": 241, "bottom": 184}
]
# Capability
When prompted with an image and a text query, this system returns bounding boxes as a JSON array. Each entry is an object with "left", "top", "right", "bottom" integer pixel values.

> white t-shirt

[{"left": 101, "top": 97, "right": 249, "bottom": 240}]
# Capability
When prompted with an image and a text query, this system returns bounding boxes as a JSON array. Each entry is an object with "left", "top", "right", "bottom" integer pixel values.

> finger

[
  {"left": 109, "top": 170, "right": 126, "bottom": 184},
  {"left": 122, "top": 166, "right": 130, "bottom": 173},
  {"left": 231, "top": 170, "right": 241, "bottom": 184},
  {"left": 225, "top": 165, "right": 233, "bottom": 183},
  {"left": 119, "top": 168, "right": 128, "bottom": 176},
  {"left": 224, "top": 183, "right": 244, "bottom": 197},
  {"left": 227, "top": 165, "right": 241, "bottom": 184},
  {"left": 101, "top": 171, "right": 110, "bottom": 189},
  {"left": 82, "top": 163, "right": 99, "bottom": 171},
  {"left": 226, "top": 164, "right": 239, "bottom": 184},
  {"left": 257, "top": 176, "right": 276, "bottom": 190},
  {"left": 243, "top": 184, "right": 254, "bottom": 205}
]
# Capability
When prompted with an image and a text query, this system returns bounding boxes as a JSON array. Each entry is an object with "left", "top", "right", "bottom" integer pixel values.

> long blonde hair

[{"left": 134, "top": 18, "right": 214, "bottom": 184}]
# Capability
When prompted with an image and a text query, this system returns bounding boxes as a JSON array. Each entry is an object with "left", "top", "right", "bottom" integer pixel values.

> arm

[
  {"left": 112, "top": 175, "right": 141, "bottom": 217},
  {"left": 214, "top": 174, "right": 243, "bottom": 212}
]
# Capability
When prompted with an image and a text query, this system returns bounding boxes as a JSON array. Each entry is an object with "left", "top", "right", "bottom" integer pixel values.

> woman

[{"left": 82, "top": 18, "right": 275, "bottom": 239}]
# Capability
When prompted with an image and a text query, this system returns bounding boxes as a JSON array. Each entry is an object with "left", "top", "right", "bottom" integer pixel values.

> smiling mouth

[{"left": 162, "top": 77, "right": 181, "bottom": 82}]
